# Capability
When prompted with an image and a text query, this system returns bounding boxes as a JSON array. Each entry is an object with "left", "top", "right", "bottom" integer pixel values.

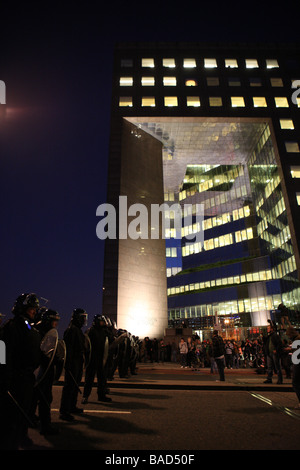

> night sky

[{"left": 0, "top": 2, "right": 299, "bottom": 336}]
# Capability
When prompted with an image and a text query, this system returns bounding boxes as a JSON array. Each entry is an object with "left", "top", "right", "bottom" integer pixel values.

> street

[{"left": 27, "top": 370, "right": 300, "bottom": 452}]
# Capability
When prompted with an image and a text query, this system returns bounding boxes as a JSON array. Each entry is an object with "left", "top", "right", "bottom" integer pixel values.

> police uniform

[
  {"left": 82, "top": 315, "right": 112, "bottom": 403},
  {"left": 59, "top": 308, "right": 86, "bottom": 421},
  {"left": 0, "top": 293, "right": 41, "bottom": 449},
  {"left": 32, "top": 308, "right": 61, "bottom": 435}
]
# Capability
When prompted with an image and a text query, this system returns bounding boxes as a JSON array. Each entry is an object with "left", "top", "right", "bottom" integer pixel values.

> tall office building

[{"left": 102, "top": 42, "right": 300, "bottom": 339}]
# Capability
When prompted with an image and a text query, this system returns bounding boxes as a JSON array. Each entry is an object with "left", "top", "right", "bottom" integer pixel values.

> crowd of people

[
  {"left": 0, "top": 292, "right": 299, "bottom": 450},
  {"left": 138, "top": 332, "right": 293, "bottom": 376}
]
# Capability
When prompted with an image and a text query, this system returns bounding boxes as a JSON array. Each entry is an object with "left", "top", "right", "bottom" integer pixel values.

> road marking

[
  {"left": 250, "top": 393, "right": 300, "bottom": 420},
  {"left": 51, "top": 408, "right": 131, "bottom": 414}
]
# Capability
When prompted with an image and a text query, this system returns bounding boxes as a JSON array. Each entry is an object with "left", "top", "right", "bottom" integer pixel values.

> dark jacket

[
  {"left": 212, "top": 334, "right": 225, "bottom": 358},
  {"left": 263, "top": 331, "right": 283, "bottom": 357},
  {"left": 63, "top": 323, "right": 85, "bottom": 372}
]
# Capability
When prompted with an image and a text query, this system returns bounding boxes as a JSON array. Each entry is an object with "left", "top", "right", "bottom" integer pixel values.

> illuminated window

[
  {"left": 141, "top": 77, "right": 155, "bottom": 86},
  {"left": 119, "top": 77, "right": 133, "bottom": 86},
  {"left": 207, "top": 77, "right": 219, "bottom": 86},
  {"left": 296, "top": 193, "right": 300, "bottom": 205},
  {"left": 209, "top": 97, "right": 222, "bottom": 106},
  {"left": 228, "top": 77, "right": 241, "bottom": 86},
  {"left": 163, "top": 58, "right": 176, "bottom": 68},
  {"left": 290, "top": 166, "right": 300, "bottom": 178},
  {"left": 187, "top": 96, "right": 200, "bottom": 107},
  {"left": 285, "top": 142, "right": 300, "bottom": 152},
  {"left": 231, "top": 96, "right": 245, "bottom": 107},
  {"left": 225, "top": 59, "right": 238, "bottom": 68},
  {"left": 185, "top": 79, "right": 197, "bottom": 86},
  {"left": 183, "top": 58, "right": 196, "bottom": 68},
  {"left": 275, "top": 97, "right": 289, "bottom": 107},
  {"left": 246, "top": 59, "right": 259, "bottom": 68},
  {"left": 166, "top": 247, "right": 177, "bottom": 257},
  {"left": 142, "top": 58, "right": 154, "bottom": 68},
  {"left": 253, "top": 97, "right": 267, "bottom": 107},
  {"left": 266, "top": 59, "right": 279, "bottom": 69},
  {"left": 204, "top": 58, "right": 217, "bottom": 68},
  {"left": 280, "top": 119, "right": 294, "bottom": 129},
  {"left": 142, "top": 97, "right": 155, "bottom": 107},
  {"left": 163, "top": 76, "right": 177, "bottom": 86},
  {"left": 164, "top": 96, "right": 178, "bottom": 107},
  {"left": 119, "top": 97, "right": 132, "bottom": 107},
  {"left": 270, "top": 78, "right": 283, "bottom": 87}
]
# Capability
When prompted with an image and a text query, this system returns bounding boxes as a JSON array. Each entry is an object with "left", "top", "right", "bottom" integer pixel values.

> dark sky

[{"left": 0, "top": 2, "right": 299, "bottom": 335}]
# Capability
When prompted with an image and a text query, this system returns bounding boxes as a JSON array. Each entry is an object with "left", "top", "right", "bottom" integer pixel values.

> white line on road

[
  {"left": 51, "top": 409, "right": 131, "bottom": 414},
  {"left": 250, "top": 393, "right": 300, "bottom": 420}
]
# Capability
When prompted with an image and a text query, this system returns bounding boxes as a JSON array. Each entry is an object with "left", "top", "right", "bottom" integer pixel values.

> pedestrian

[
  {"left": 159, "top": 339, "right": 166, "bottom": 363},
  {"left": 285, "top": 327, "right": 300, "bottom": 410},
  {"left": 207, "top": 340, "right": 218, "bottom": 374},
  {"left": 152, "top": 338, "right": 159, "bottom": 362},
  {"left": 179, "top": 337, "right": 188, "bottom": 367},
  {"left": 59, "top": 308, "right": 87, "bottom": 421},
  {"left": 186, "top": 337, "right": 195, "bottom": 368},
  {"left": 211, "top": 330, "right": 225, "bottom": 381},
  {"left": 263, "top": 324, "right": 283, "bottom": 384},
  {"left": 0, "top": 293, "right": 41, "bottom": 449},
  {"left": 225, "top": 340, "right": 233, "bottom": 369}
]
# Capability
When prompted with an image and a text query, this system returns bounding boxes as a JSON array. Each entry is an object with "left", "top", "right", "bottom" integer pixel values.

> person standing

[
  {"left": 1, "top": 293, "right": 41, "bottom": 449},
  {"left": 33, "top": 308, "right": 61, "bottom": 435},
  {"left": 59, "top": 308, "right": 87, "bottom": 421},
  {"left": 179, "top": 338, "right": 188, "bottom": 368},
  {"left": 263, "top": 324, "right": 283, "bottom": 384},
  {"left": 211, "top": 330, "right": 225, "bottom": 381},
  {"left": 82, "top": 314, "right": 112, "bottom": 404}
]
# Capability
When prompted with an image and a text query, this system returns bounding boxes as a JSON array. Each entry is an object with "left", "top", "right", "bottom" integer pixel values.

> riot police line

[{"left": 0, "top": 292, "right": 141, "bottom": 450}]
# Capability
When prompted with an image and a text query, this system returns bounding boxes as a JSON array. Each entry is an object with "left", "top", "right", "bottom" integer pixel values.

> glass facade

[{"left": 167, "top": 123, "right": 300, "bottom": 336}]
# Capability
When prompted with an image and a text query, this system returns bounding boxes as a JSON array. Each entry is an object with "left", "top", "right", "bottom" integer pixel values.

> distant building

[{"left": 102, "top": 42, "right": 300, "bottom": 339}]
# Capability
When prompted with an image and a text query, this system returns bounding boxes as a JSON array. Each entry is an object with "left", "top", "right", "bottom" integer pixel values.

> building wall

[{"left": 116, "top": 120, "right": 168, "bottom": 337}]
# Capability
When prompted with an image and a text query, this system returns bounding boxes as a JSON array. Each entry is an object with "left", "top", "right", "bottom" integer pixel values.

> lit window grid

[
  {"left": 118, "top": 54, "right": 300, "bottom": 215},
  {"left": 167, "top": 255, "right": 297, "bottom": 298},
  {"left": 121, "top": 57, "right": 280, "bottom": 70},
  {"left": 119, "top": 94, "right": 298, "bottom": 108},
  {"left": 167, "top": 290, "right": 300, "bottom": 320}
]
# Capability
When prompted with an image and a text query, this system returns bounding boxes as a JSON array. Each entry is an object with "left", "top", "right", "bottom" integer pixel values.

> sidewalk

[{"left": 106, "top": 362, "right": 295, "bottom": 391}]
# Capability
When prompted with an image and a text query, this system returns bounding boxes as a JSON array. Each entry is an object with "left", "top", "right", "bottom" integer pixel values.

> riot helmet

[
  {"left": 93, "top": 314, "right": 108, "bottom": 328},
  {"left": 12, "top": 293, "right": 39, "bottom": 320},
  {"left": 72, "top": 308, "right": 87, "bottom": 328},
  {"left": 41, "top": 308, "right": 60, "bottom": 331}
]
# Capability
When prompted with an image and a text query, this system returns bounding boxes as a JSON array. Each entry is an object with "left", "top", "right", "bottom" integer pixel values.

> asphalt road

[{"left": 27, "top": 380, "right": 300, "bottom": 452}]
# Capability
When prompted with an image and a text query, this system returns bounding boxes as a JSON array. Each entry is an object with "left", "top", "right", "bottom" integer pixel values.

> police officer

[
  {"left": 82, "top": 314, "right": 112, "bottom": 403},
  {"left": 1, "top": 293, "right": 41, "bottom": 449},
  {"left": 106, "top": 320, "right": 120, "bottom": 380},
  {"left": 32, "top": 308, "right": 61, "bottom": 435},
  {"left": 59, "top": 308, "right": 87, "bottom": 421}
]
